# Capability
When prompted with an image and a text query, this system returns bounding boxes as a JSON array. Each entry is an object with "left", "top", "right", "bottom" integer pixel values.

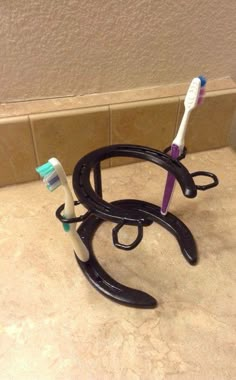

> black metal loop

[
  {"left": 55, "top": 201, "right": 90, "bottom": 224},
  {"left": 163, "top": 146, "right": 187, "bottom": 161},
  {"left": 112, "top": 221, "right": 143, "bottom": 251},
  {"left": 73, "top": 144, "right": 198, "bottom": 227},
  {"left": 191, "top": 171, "right": 219, "bottom": 191}
]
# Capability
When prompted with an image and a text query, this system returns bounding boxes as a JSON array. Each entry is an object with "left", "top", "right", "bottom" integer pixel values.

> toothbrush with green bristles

[{"left": 36, "top": 158, "right": 89, "bottom": 262}]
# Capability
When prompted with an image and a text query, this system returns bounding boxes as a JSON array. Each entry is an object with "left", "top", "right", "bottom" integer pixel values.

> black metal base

[
  {"left": 75, "top": 199, "right": 197, "bottom": 308},
  {"left": 54, "top": 144, "right": 218, "bottom": 309}
]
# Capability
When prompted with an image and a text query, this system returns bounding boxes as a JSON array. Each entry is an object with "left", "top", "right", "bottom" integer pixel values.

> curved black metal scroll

[
  {"left": 67, "top": 144, "right": 219, "bottom": 309},
  {"left": 73, "top": 144, "right": 198, "bottom": 227},
  {"left": 75, "top": 199, "right": 197, "bottom": 309}
]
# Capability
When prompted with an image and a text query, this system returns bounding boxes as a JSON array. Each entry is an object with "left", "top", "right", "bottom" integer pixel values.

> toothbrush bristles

[
  {"left": 197, "top": 97, "right": 204, "bottom": 105},
  {"left": 47, "top": 180, "right": 61, "bottom": 192},
  {"left": 198, "top": 75, "right": 207, "bottom": 87},
  {"left": 197, "top": 76, "right": 207, "bottom": 105},
  {"left": 36, "top": 161, "right": 61, "bottom": 192},
  {"left": 44, "top": 172, "right": 60, "bottom": 191}
]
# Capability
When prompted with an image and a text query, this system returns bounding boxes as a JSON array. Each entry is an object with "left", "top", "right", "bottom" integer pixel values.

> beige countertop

[{"left": 0, "top": 147, "right": 236, "bottom": 380}]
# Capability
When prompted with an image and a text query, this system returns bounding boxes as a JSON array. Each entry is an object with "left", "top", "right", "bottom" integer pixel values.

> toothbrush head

[
  {"left": 198, "top": 75, "right": 207, "bottom": 87},
  {"left": 198, "top": 75, "right": 207, "bottom": 105},
  {"left": 184, "top": 77, "right": 202, "bottom": 111},
  {"left": 36, "top": 158, "right": 66, "bottom": 191}
]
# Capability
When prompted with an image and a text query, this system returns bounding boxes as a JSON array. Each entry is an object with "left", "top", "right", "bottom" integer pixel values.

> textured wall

[{"left": 1, "top": 0, "right": 236, "bottom": 101}]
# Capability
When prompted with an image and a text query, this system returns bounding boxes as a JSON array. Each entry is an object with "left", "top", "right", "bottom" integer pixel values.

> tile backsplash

[
  {"left": 110, "top": 97, "right": 179, "bottom": 166},
  {"left": 30, "top": 107, "right": 110, "bottom": 174},
  {"left": 0, "top": 116, "right": 37, "bottom": 186},
  {"left": 176, "top": 90, "right": 236, "bottom": 152},
  {"left": 0, "top": 78, "right": 235, "bottom": 187}
]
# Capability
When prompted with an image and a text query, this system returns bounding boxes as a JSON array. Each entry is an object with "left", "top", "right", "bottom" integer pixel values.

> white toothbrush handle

[
  {"left": 172, "top": 77, "right": 201, "bottom": 150},
  {"left": 69, "top": 228, "right": 89, "bottom": 262},
  {"left": 63, "top": 185, "right": 89, "bottom": 262},
  {"left": 64, "top": 184, "right": 76, "bottom": 217},
  {"left": 172, "top": 109, "right": 190, "bottom": 151},
  {"left": 47, "top": 157, "right": 89, "bottom": 262}
]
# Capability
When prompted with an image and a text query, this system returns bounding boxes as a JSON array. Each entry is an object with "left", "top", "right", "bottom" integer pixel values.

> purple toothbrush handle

[{"left": 161, "top": 144, "right": 180, "bottom": 215}]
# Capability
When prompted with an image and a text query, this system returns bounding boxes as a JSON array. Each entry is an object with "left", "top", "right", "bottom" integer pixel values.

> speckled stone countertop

[{"left": 0, "top": 148, "right": 236, "bottom": 380}]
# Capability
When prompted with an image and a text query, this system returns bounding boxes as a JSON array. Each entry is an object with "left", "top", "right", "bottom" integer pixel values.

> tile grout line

[
  {"left": 28, "top": 116, "right": 40, "bottom": 166},
  {"left": 0, "top": 85, "right": 235, "bottom": 120},
  {"left": 173, "top": 97, "right": 181, "bottom": 138},
  {"left": 109, "top": 105, "right": 112, "bottom": 145},
  {"left": 108, "top": 105, "right": 112, "bottom": 168},
  {"left": 1, "top": 78, "right": 234, "bottom": 104}
]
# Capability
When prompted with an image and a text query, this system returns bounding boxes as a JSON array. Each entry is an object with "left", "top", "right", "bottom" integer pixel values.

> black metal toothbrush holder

[{"left": 56, "top": 144, "right": 219, "bottom": 308}]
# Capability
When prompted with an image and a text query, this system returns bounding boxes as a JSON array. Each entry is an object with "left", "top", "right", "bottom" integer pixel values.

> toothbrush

[
  {"left": 161, "top": 76, "right": 207, "bottom": 215},
  {"left": 36, "top": 158, "right": 89, "bottom": 262}
]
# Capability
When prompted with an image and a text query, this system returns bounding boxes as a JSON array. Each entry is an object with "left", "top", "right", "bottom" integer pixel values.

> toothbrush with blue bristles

[
  {"left": 161, "top": 76, "right": 207, "bottom": 215},
  {"left": 36, "top": 158, "right": 89, "bottom": 262}
]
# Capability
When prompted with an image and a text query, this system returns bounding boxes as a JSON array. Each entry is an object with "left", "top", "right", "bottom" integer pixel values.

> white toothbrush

[
  {"left": 161, "top": 76, "right": 207, "bottom": 215},
  {"left": 36, "top": 158, "right": 89, "bottom": 262}
]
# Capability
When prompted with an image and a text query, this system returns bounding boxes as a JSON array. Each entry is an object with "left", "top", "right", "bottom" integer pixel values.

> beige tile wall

[
  {"left": 0, "top": 117, "right": 38, "bottom": 186},
  {"left": 30, "top": 107, "right": 110, "bottom": 174},
  {"left": 177, "top": 90, "right": 236, "bottom": 152},
  {"left": 0, "top": 79, "right": 235, "bottom": 187},
  {"left": 110, "top": 98, "right": 179, "bottom": 166}
]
